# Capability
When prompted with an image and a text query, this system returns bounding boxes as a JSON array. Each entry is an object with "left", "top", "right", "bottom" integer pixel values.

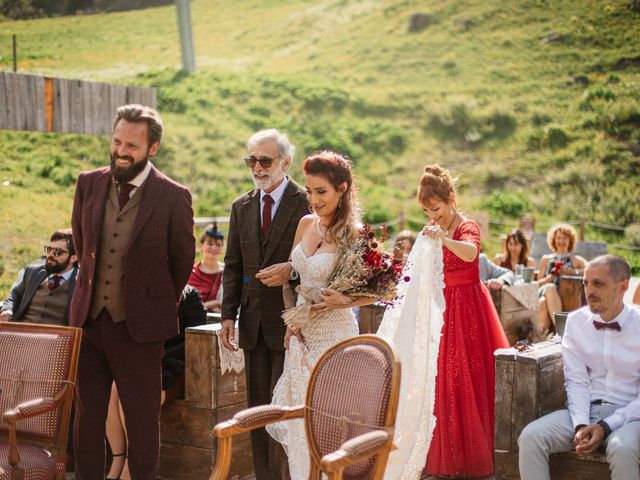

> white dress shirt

[
  {"left": 562, "top": 304, "right": 640, "bottom": 431},
  {"left": 259, "top": 176, "right": 289, "bottom": 221},
  {"left": 122, "top": 160, "right": 152, "bottom": 198}
]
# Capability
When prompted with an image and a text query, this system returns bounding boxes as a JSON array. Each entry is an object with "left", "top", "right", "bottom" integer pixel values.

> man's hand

[
  {"left": 574, "top": 423, "right": 605, "bottom": 455},
  {"left": 256, "top": 262, "right": 292, "bottom": 287},
  {"left": 486, "top": 279, "right": 505, "bottom": 291},
  {"left": 220, "top": 319, "right": 238, "bottom": 351},
  {"left": 0, "top": 310, "right": 13, "bottom": 322}
]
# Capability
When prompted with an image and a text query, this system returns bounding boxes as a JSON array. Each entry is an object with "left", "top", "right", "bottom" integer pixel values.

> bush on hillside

[
  {"left": 426, "top": 100, "right": 516, "bottom": 147},
  {"left": 527, "top": 125, "right": 571, "bottom": 150},
  {"left": 482, "top": 191, "right": 530, "bottom": 218},
  {"left": 626, "top": 224, "right": 640, "bottom": 248}
]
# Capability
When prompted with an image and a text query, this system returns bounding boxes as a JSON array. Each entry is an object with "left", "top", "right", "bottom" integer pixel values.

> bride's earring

[{"left": 338, "top": 196, "right": 343, "bottom": 209}]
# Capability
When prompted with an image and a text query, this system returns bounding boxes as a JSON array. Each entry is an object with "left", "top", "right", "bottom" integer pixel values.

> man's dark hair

[
  {"left": 112, "top": 104, "right": 164, "bottom": 147},
  {"left": 588, "top": 254, "right": 631, "bottom": 282}
]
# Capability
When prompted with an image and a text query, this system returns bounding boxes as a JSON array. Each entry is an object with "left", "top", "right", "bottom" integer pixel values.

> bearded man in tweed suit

[{"left": 220, "top": 129, "right": 308, "bottom": 479}]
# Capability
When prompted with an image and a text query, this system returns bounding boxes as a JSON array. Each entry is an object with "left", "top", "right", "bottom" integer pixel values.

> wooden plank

[
  {"left": 158, "top": 443, "right": 215, "bottom": 480},
  {"left": 549, "top": 451, "right": 611, "bottom": 479},
  {"left": 31, "top": 74, "right": 46, "bottom": 131},
  {"left": 161, "top": 400, "right": 217, "bottom": 449},
  {"left": 108, "top": 84, "right": 127, "bottom": 123},
  {"left": 5, "top": 72, "right": 21, "bottom": 130},
  {"left": 494, "top": 450, "right": 520, "bottom": 480},
  {"left": 494, "top": 358, "right": 514, "bottom": 451},
  {"left": 0, "top": 73, "right": 8, "bottom": 130},
  {"left": 92, "top": 82, "right": 111, "bottom": 135},
  {"left": 44, "top": 78, "right": 54, "bottom": 132},
  {"left": 185, "top": 329, "right": 216, "bottom": 408},
  {"left": 69, "top": 79, "right": 86, "bottom": 134},
  {"left": 53, "top": 78, "right": 68, "bottom": 133}
]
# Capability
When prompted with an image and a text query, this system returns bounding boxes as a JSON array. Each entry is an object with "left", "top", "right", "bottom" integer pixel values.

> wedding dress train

[{"left": 377, "top": 234, "right": 445, "bottom": 480}]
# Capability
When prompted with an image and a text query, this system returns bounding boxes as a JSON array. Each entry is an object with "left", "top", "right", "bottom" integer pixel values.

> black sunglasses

[
  {"left": 243, "top": 155, "right": 282, "bottom": 169},
  {"left": 44, "top": 245, "right": 69, "bottom": 257}
]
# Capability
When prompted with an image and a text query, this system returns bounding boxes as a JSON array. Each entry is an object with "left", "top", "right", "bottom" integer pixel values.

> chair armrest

[
  {"left": 3, "top": 397, "right": 58, "bottom": 424},
  {"left": 213, "top": 404, "right": 304, "bottom": 438},
  {"left": 321, "top": 430, "right": 391, "bottom": 472}
]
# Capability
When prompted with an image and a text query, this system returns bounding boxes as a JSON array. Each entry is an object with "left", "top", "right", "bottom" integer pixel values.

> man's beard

[
  {"left": 110, "top": 152, "right": 149, "bottom": 183},
  {"left": 252, "top": 165, "right": 286, "bottom": 191},
  {"left": 45, "top": 256, "right": 70, "bottom": 274}
]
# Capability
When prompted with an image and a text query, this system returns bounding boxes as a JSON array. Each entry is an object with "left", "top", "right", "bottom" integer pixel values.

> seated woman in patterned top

[{"left": 536, "top": 223, "right": 587, "bottom": 337}]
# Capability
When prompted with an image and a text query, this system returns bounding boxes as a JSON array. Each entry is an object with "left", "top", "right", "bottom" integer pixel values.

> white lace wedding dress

[
  {"left": 377, "top": 234, "right": 445, "bottom": 480},
  {"left": 267, "top": 242, "right": 359, "bottom": 479}
]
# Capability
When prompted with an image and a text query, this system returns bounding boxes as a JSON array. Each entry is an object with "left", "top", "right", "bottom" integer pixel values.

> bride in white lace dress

[{"left": 266, "top": 151, "right": 375, "bottom": 479}]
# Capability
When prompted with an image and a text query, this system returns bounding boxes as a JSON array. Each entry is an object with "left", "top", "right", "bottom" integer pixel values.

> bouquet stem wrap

[{"left": 281, "top": 285, "right": 321, "bottom": 330}]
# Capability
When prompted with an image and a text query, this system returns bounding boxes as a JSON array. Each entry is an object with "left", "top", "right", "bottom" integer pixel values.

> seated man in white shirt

[{"left": 518, "top": 254, "right": 639, "bottom": 480}]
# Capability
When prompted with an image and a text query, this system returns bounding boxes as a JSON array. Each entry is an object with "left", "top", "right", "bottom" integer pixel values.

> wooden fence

[{"left": 0, "top": 71, "right": 156, "bottom": 136}]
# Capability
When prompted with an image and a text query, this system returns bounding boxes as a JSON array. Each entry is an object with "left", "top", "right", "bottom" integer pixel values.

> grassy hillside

[{"left": 0, "top": 0, "right": 639, "bottom": 291}]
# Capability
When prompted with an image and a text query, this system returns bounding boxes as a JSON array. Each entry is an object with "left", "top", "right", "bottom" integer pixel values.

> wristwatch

[{"left": 288, "top": 261, "right": 299, "bottom": 281}]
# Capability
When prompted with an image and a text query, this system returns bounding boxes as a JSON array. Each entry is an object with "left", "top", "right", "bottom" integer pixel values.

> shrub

[
  {"left": 426, "top": 100, "right": 516, "bottom": 147},
  {"left": 482, "top": 191, "right": 530, "bottom": 218},
  {"left": 625, "top": 224, "right": 640, "bottom": 248}
]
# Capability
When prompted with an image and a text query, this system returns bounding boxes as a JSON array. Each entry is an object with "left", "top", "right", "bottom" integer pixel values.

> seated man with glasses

[{"left": 0, "top": 228, "right": 78, "bottom": 325}]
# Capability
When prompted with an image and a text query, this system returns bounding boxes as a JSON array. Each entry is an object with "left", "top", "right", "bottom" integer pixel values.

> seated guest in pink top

[{"left": 188, "top": 223, "right": 225, "bottom": 312}]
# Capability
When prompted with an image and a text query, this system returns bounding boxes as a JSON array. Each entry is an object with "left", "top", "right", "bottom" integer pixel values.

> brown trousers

[
  {"left": 244, "top": 325, "right": 290, "bottom": 480},
  {"left": 74, "top": 310, "right": 164, "bottom": 480}
]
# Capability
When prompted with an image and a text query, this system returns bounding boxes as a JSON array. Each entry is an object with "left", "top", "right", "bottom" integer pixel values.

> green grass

[{"left": 0, "top": 0, "right": 639, "bottom": 291}]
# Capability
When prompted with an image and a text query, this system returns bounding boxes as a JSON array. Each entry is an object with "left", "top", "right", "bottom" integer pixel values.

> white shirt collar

[
  {"left": 260, "top": 176, "right": 289, "bottom": 204},
  {"left": 49, "top": 267, "right": 75, "bottom": 282},
  {"left": 128, "top": 161, "right": 152, "bottom": 188},
  {"left": 591, "top": 304, "right": 629, "bottom": 326}
]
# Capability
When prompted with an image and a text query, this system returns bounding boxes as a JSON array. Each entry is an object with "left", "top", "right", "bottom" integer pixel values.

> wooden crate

[
  {"left": 558, "top": 275, "right": 585, "bottom": 312},
  {"left": 357, "top": 304, "right": 386, "bottom": 334},
  {"left": 496, "top": 450, "right": 611, "bottom": 480},
  {"left": 158, "top": 324, "right": 253, "bottom": 480},
  {"left": 495, "top": 341, "right": 566, "bottom": 452},
  {"left": 490, "top": 284, "right": 537, "bottom": 346}
]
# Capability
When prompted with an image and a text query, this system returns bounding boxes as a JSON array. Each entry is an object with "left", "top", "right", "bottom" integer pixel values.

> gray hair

[
  {"left": 588, "top": 254, "right": 631, "bottom": 282},
  {"left": 247, "top": 129, "right": 296, "bottom": 161}
]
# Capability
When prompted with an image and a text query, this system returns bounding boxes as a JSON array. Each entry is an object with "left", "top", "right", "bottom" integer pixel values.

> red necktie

[
  {"left": 47, "top": 275, "right": 62, "bottom": 291},
  {"left": 593, "top": 320, "right": 621, "bottom": 331},
  {"left": 118, "top": 183, "right": 135, "bottom": 210},
  {"left": 262, "top": 194, "right": 274, "bottom": 236}
]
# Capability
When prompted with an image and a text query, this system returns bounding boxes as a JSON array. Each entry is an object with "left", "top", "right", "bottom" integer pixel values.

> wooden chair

[
  {"left": 209, "top": 335, "right": 401, "bottom": 480},
  {"left": 0, "top": 322, "right": 82, "bottom": 480}
]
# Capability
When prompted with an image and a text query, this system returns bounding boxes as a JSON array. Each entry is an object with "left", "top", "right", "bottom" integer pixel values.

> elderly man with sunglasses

[
  {"left": 0, "top": 229, "right": 78, "bottom": 324},
  {"left": 221, "top": 128, "right": 308, "bottom": 480}
]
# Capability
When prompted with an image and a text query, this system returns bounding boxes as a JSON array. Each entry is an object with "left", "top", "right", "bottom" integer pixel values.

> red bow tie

[{"left": 593, "top": 320, "right": 621, "bottom": 332}]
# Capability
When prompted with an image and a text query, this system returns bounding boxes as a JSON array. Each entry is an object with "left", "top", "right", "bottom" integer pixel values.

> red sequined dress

[{"left": 425, "top": 219, "right": 509, "bottom": 477}]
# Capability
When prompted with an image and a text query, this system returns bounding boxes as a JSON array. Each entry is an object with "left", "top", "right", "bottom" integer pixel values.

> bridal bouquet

[{"left": 282, "top": 224, "right": 407, "bottom": 330}]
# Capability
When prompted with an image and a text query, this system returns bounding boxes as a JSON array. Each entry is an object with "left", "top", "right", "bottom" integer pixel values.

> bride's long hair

[{"left": 302, "top": 151, "right": 360, "bottom": 245}]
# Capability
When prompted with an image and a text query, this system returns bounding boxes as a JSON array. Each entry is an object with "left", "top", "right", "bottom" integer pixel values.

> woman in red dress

[
  {"left": 188, "top": 223, "right": 224, "bottom": 312},
  {"left": 419, "top": 165, "right": 509, "bottom": 478}
]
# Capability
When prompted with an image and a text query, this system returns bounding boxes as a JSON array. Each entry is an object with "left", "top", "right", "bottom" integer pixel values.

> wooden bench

[
  {"left": 158, "top": 323, "right": 253, "bottom": 480},
  {"left": 494, "top": 341, "right": 611, "bottom": 479}
]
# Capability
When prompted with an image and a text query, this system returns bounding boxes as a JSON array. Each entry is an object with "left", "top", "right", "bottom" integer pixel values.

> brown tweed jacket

[{"left": 222, "top": 179, "right": 308, "bottom": 351}]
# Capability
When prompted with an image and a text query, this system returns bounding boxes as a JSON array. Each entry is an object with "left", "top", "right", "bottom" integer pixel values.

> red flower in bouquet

[{"left": 325, "top": 224, "right": 408, "bottom": 305}]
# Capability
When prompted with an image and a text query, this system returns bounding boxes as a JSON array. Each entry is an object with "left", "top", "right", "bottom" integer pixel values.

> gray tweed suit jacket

[{"left": 222, "top": 179, "right": 308, "bottom": 351}]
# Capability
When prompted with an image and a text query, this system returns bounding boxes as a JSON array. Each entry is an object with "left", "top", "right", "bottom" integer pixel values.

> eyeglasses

[
  {"left": 44, "top": 245, "right": 69, "bottom": 257},
  {"left": 243, "top": 155, "right": 282, "bottom": 169}
]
